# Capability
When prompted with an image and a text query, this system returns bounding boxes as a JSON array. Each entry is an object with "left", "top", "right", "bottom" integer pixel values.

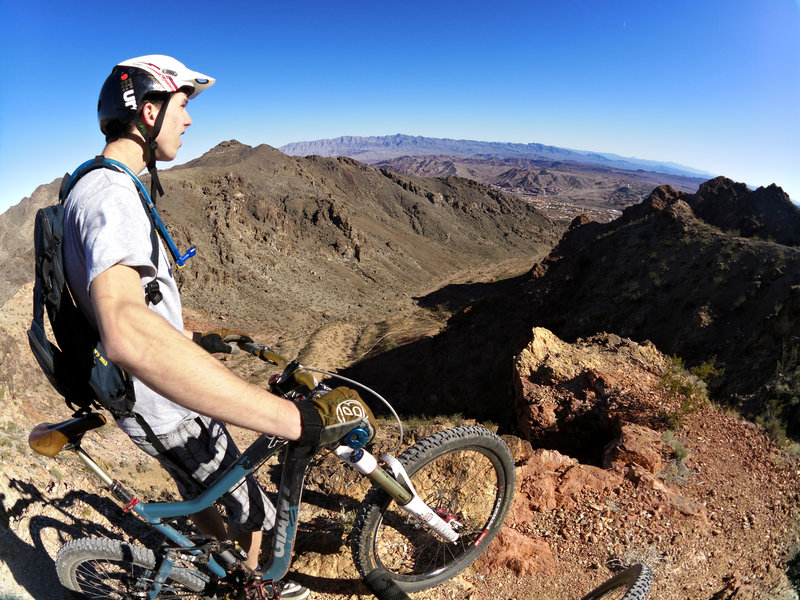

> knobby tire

[
  {"left": 351, "top": 425, "right": 516, "bottom": 593},
  {"left": 580, "top": 563, "right": 654, "bottom": 600},
  {"left": 56, "top": 537, "right": 209, "bottom": 599}
]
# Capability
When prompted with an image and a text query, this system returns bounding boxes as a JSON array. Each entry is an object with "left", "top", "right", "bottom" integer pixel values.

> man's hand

[
  {"left": 297, "top": 387, "right": 377, "bottom": 448},
  {"left": 192, "top": 329, "right": 253, "bottom": 354}
]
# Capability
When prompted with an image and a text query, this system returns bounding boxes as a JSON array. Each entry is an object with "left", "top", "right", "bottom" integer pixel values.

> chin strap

[{"left": 134, "top": 96, "right": 170, "bottom": 204}]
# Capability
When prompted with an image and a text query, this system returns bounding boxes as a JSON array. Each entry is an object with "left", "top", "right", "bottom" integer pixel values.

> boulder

[{"left": 476, "top": 526, "right": 556, "bottom": 576}]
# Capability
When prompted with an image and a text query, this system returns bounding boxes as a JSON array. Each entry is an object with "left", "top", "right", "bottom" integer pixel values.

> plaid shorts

[{"left": 130, "top": 415, "right": 276, "bottom": 532}]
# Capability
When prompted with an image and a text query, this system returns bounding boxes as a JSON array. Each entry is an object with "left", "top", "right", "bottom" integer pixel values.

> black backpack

[{"left": 28, "top": 156, "right": 162, "bottom": 421}]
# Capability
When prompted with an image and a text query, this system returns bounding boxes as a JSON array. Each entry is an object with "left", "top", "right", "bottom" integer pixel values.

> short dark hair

[{"left": 103, "top": 92, "right": 172, "bottom": 143}]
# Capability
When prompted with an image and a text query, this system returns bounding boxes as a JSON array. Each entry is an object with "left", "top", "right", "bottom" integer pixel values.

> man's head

[{"left": 97, "top": 55, "right": 214, "bottom": 150}]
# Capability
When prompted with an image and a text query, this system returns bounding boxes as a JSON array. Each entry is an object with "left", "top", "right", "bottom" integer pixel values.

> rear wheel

[
  {"left": 352, "top": 426, "right": 515, "bottom": 593},
  {"left": 56, "top": 537, "right": 209, "bottom": 599},
  {"left": 580, "top": 564, "right": 654, "bottom": 600}
]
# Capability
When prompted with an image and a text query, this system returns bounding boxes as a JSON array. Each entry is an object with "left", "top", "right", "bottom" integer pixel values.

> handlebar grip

[
  {"left": 241, "top": 343, "right": 287, "bottom": 368},
  {"left": 240, "top": 343, "right": 319, "bottom": 390}
]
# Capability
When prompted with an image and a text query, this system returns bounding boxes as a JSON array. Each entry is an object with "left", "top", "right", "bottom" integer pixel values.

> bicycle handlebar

[
  {"left": 239, "top": 342, "right": 319, "bottom": 390},
  {"left": 240, "top": 340, "right": 406, "bottom": 452}
]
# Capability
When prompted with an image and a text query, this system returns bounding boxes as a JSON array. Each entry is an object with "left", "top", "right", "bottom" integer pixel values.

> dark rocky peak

[
  {"left": 519, "top": 179, "right": 800, "bottom": 434},
  {"left": 617, "top": 178, "right": 800, "bottom": 247},
  {"left": 617, "top": 184, "right": 687, "bottom": 222},
  {"left": 613, "top": 178, "right": 800, "bottom": 248},
  {"left": 176, "top": 139, "right": 268, "bottom": 170},
  {"left": 685, "top": 176, "right": 800, "bottom": 245}
]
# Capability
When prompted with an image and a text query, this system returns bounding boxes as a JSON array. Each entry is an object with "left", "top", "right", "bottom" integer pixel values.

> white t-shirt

[{"left": 63, "top": 167, "right": 198, "bottom": 436}]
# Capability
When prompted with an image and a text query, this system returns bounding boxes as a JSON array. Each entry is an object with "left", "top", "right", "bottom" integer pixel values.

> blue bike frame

[{"left": 87, "top": 433, "right": 313, "bottom": 598}]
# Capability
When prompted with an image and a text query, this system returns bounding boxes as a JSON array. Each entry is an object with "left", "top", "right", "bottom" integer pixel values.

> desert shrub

[
  {"left": 756, "top": 342, "right": 800, "bottom": 444},
  {"left": 661, "top": 430, "right": 689, "bottom": 461},
  {"left": 657, "top": 356, "right": 721, "bottom": 429},
  {"left": 659, "top": 430, "right": 691, "bottom": 484}
]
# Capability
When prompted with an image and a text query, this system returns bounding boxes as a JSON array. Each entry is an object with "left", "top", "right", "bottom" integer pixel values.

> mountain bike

[{"left": 29, "top": 342, "right": 517, "bottom": 599}]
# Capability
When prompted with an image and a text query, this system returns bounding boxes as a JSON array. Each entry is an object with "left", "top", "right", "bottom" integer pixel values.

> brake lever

[{"left": 241, "top": 343, "right": 319, "bottom": 390}]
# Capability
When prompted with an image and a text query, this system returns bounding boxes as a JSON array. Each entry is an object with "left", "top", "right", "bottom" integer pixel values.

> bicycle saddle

[{"left": 29, "top": 412, "right": 107, "bottom": 457}]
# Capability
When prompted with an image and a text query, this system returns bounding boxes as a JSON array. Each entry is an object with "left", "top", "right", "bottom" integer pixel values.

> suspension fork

[{"left": 334, "top": 446, "right": 460, "bottom": 542}]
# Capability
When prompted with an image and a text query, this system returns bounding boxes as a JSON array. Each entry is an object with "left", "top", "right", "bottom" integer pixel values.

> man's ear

[{"left": 139, "top": 100, "right": 160, "bottom": 129}]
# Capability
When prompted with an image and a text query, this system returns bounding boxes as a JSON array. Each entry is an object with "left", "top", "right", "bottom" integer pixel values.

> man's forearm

[{"left": 90, "top": 265, "right": 302, "bottom": 439}]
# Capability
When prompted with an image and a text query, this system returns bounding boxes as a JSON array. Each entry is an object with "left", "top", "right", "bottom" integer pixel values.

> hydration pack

[{"left": 27, "top": 157, "right": 162, "bottom": 420}]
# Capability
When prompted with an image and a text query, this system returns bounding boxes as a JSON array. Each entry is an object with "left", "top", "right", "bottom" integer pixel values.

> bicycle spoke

[
  {"left": 75, "top": 559, "right": 132, "bottom": 599},
  {"left": 373, "top": 447, "right": 502, "bottom": 578},
  {"left": 72, "top": 557, "right": 201, "bottom": 599}
]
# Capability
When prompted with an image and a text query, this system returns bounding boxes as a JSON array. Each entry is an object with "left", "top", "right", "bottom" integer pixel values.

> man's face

[{"left": 154, "top": 91, "right": 192, "bottom": 162}]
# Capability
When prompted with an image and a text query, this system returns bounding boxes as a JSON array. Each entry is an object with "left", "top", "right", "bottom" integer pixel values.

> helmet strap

[{"left": 135, "top": 96, "right": 170, "bottom": 204}]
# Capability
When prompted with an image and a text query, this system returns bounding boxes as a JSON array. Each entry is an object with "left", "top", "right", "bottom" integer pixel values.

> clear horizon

[{"left": 1, "top": 0, "right": 798, "bottom": 212}]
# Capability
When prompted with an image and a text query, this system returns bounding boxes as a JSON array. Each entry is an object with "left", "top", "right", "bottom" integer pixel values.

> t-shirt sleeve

[{"left": 72, "top": 173, "right": 157, "bottom": 294}]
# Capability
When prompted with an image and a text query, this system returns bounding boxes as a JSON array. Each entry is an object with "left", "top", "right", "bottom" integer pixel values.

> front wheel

[
  {"left": 580, "top": 564, "right": 654, "bottom": 600},
  {"left": 56, "top": 537, "right": 209, "bottom": 599},
  {"left": 352, "top": 426, "right": 516, "bottom": 593}
]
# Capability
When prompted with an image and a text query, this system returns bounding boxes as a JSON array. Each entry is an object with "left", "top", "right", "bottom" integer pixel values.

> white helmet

[
  {"left": 97, "top": 55, "right": 215, "bottom": 200},
  {"left": 98, "top": 55, "right": 215, "bottom": 131},
  {"left": 116, "top": 55, "right": 215, "bottom": 99}
]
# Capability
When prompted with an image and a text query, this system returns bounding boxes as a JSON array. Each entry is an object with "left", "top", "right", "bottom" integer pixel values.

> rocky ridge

[
  {"left": 373, "top": 154, "right": 705, "bottom": 222},
  {"left": 343, "top": 178, "right": 800, "bottom": 438},
  {"left": 0, "top": 142, "right": 798, "bottom": 599},
  {"left": 130, "top": 141, "right": 559, "bottom": 338},
  {"left": 0, "top": 140, "right": 560, "bottom": 341},
  {"left": 524, "top": 178, "right": 800, "bottom": 432}
]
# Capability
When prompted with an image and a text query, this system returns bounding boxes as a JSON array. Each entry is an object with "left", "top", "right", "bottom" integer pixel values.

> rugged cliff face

[
  {"left": 525, "top": 178, "right": 800, "bottom": 434},
  {"left": 346, "top": 178, "right": 800, "bottom": 437},
  {"left": 497, "top": 328, "right": 799, "bottom": 600},
  {"left": 1, "top": 144, "right": 798, "bottom": 600}
]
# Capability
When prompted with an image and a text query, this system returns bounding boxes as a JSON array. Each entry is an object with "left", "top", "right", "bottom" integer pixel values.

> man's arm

[{"left": 90, "top": 263, "right": 303, "bottom": 439}]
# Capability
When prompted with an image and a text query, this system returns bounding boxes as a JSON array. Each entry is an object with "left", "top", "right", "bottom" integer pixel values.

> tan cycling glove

[{"left": 298, "top": 386, "right": 377, "bottom": 448}]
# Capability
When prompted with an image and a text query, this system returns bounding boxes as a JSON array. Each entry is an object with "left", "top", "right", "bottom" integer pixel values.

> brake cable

[{"left": 303, "top": 366, "right": 404, "bottom": 453}]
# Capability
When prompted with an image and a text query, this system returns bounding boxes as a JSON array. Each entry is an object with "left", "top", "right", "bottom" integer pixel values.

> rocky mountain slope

[
  {"left": 373, "top": 154, "right": 706, "bottom": 223},
  {"left": 1, "top": 141, "right": 798, "bottom": 600},
  {"left": 0, "top": 140, "right": 560, "bottom": 338},
  {"left": 0, "top": 179, "right": 61, "bottom": 306},
  {"left": 344, "top": 177, "right": 800, "bottom": 437}
]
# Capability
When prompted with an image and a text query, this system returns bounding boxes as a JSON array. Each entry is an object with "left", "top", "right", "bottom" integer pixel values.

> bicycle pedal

[{"left": 241, "top": 578, "right": 279, "bottom": 600}]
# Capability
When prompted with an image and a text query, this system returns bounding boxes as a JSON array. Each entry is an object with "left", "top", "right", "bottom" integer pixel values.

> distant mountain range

[{"left": 280, "top": 134, "right": 715, "bottom": 179}]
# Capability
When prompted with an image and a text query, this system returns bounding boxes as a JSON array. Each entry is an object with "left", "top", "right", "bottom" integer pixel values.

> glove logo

[{"left": 336, "top": 399, "right": 368, "bottom": 423}]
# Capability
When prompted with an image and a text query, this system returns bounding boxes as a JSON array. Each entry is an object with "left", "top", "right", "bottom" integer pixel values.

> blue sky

[{"left": 1, "top": 0, "right": 798, "bottom": 213}]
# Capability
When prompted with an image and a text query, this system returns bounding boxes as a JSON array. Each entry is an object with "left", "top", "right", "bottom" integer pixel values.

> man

[{"left": 62, "top": 55, "right": 370, "bottom": 599}]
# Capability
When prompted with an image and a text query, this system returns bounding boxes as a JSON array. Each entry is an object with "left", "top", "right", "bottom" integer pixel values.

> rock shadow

[
  {"left": 1, "top": 478, "right": 158, "bottom": 600},
  {"left": 344, "top": 274, "right": 539, "bottom": 432}
]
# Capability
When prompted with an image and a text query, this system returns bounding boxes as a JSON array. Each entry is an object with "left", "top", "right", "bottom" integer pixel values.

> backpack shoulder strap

[{"left": 62, "top": 156, "right": 162, "bottom": 305}]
